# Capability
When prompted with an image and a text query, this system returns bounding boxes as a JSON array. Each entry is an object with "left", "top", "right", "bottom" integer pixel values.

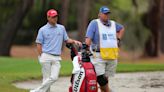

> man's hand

[
  {"left": 36, "top": 43, "right": 42, "bottom": 56},
  {"left": 85, "top": 37, "right": 92, "bottom": 46},
  {"left": 117, "top": 38, "right": 121, "bottom": 47},
  {"left": 74, "top": 40, "right": 82, "bottom": 47},
  {"left": 38, "top": 55, "right": 41, "bottom": 61}
]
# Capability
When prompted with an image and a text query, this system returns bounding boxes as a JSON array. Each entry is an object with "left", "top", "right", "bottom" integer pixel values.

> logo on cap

[
  {"left": 99, "top": 6, "right": 110, "bottom": 14},
  {"left": 47, "top": 9, "right": 58, "bottom": 17}
]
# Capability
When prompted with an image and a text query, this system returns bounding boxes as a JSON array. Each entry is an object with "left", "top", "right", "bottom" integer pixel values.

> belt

[
  {"left": 50, "top": 54, "right": 60, "bottom": 56},
  {"left": 92, "top": 49, "right": 100, "bottom": 52},
  {"left": 43, "top": 52, "right": 60, "bottom": 56}
]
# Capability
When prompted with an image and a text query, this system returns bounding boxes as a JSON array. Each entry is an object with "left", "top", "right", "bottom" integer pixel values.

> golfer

[{"left": 30, "top": 9, "right": 81, "bottom": 92}]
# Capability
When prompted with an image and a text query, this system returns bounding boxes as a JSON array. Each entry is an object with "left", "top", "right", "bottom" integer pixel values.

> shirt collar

[
  {"left": 47, "top": 22, "right": 57, "bottom": 28},
  {"left": 100, "top": 19, "right": 111, "bottom": 27}
]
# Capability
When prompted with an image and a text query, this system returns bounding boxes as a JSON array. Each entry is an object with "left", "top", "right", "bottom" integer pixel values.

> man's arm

[
  {"left": 116, "top": 22, "right": 125, "bottom": 39},
  {"left": 65, "top": 39, "right": 82, "bottom": 46},
  {"left": 62, "top": 25, "right": 81, "bottom": 46},
  {"left": 36, "top": 43, "right": 42, "bottom": 56},
  {"left": 35, "top": 28, "right": 44, "bottom": 56},
  {"left": 85, "top": 20, "right": 97, "bottom": 46},
  {"left": 116, "top": 27, "right": 125, "bottom": 47},
  {"left": 117, "top": 27, "right": 125, "bottom": 39}
]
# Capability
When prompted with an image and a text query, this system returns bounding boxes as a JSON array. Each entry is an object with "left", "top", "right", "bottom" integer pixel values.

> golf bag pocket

[{"left": 70, "top": 62, "right": 98, "bottom": 92}]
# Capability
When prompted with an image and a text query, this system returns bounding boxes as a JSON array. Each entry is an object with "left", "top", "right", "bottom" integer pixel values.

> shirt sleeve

[
  {"left": 85, "top": 20, "right": 97, "bottom": 39},
  {"left": 62, "top": 26, "right": 69, "bottom": 41},
  {"left": 35, "top": 28, "right": 44, "bottom": 44},
  {"left": 116, "top": 22, "right": 124, "bottom": 32}
]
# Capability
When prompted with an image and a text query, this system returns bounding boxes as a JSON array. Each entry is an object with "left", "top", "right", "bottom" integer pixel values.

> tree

[
  {"left": 59, "top": 0, "right": 70, "bottom": 27},
  {"left": 160, "top": 0, "right": 164, "bottom": 53},
  {"left": 144, "top": 0, "right": 163, "bottom": 57},
  {"left": 0, "top": 0, "right": 33, "bottom": 56},
  {"left": 77, "top": 0, "right": 93, "bottom": 41}
]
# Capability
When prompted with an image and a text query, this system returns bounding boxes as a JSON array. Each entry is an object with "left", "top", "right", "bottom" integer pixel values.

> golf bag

[{"left": 66, "top": 43, "right": 98, "bottom": 92}]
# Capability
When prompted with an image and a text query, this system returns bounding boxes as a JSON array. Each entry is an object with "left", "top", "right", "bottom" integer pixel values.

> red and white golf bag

[{"left": 66, "top": 43, "right": 98, "bottom": 92}]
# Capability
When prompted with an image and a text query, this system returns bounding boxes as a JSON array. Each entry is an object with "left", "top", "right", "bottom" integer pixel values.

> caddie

[{"left": 85, "top": 6, "right": 125, "bottom": 92}]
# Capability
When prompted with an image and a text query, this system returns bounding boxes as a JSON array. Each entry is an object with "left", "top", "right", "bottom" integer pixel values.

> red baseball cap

[{"left": 47, "top": 9, "right": 58, "bottom": 17}]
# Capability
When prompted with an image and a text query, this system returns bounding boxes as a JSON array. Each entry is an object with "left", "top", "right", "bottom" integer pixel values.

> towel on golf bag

[{"left": 72, "top": 56, "right": 81, "bottom": 74}]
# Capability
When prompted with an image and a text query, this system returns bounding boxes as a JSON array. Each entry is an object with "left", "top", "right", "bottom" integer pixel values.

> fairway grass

[{"left": 0, "top": 57, "right": 164, "bottom": 92}]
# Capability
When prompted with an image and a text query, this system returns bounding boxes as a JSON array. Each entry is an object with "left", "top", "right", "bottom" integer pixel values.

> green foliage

[
  {"left": 110, "top": 0, "right": 150, "bottom": 51},
  {"left": 112, "top": 0, "right": 132, "bottom": 11},
  {"left": 0, "top": 0, "right": 21, "bottom": 38},
  {"left": 66, "top": 0, "right": 78, "bottom": 30},
  {"left": 120, "top": 9, "right": 150, "bottom": 50},
  {"left": 0, "top": 0, "right": 152, "bottom": 52},
  {"left": 0, "top": 0, "right": 21, "bottom": 24}
]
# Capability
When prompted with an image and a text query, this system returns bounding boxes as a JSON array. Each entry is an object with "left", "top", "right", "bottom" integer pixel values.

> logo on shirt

[
  {"left": 102, "top": 33, "right": 115, "bottom": 40},
  {"left": 102, "top": 34, "right": 107, "bottom": 40},
  {"left": 46, "top": 34, "right": 52, "bottom": 39}
]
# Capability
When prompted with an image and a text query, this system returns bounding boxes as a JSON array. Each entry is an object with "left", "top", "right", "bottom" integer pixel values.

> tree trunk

[
  {"left": 132, "top": 0, "right": 138, "bottom": 9},
  {"left": 160, "top": 18, "right": 164, "bottom": 53},
  {"left": 0, "top": 0, "right": 33, "bottom": 56},
  {"left": 59, "top": 0, "right": 70, "bottom": 27},
  {"left": 144, "top": 0, "right": 162, "bottom": 57},
  {"left": 77, "top": 0, "right": 93, "bottom": 42},
  {"left": 160, "top": 0, "right": 164, "bottom": 53},
  {"left": 42, "top": 0, "right": 47, "bottom": 11}
]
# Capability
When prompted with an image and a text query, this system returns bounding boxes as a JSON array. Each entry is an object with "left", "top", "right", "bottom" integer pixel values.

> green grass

[
  {"left": 0, "top": 57, "right": 164, "bottom": 92},
  {"left": 0, "top": 57, "right": 73, "bottom": 92},
  {"left": 117, "top": 63, "right": 164, "bottom": 72},
  {"left": 0, "top": 57, "right": 40, "bottom": 92}
]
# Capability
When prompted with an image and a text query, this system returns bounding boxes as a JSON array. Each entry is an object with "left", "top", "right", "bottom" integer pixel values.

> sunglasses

[{"left": 104, "top": 12, "right": 110, "bottom": 15}]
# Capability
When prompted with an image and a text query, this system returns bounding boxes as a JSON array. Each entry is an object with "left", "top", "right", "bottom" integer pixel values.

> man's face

[
  {"left": 99, "top": 13, "right": 110, "bottom": 22},
  {"left": 47, "top": 16, "right": 58, "bottom": 24}
]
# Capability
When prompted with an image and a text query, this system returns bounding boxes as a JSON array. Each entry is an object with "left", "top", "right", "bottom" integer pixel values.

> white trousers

[{"left": 31, "top": 53, "right": 61, "bottom": 92}]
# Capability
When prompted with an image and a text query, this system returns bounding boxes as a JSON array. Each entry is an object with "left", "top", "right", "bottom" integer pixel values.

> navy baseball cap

[{"left": 99, "top": 6, "right": 110, "bottom": 14}]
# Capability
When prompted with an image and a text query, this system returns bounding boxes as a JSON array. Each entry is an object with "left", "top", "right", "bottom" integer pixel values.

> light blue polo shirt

[
  {"left": 85, "top": 19, "right": 123, "bottom": 50},
  {"left": 36, "top": 23, "right": 69, "bottom": 55}
]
